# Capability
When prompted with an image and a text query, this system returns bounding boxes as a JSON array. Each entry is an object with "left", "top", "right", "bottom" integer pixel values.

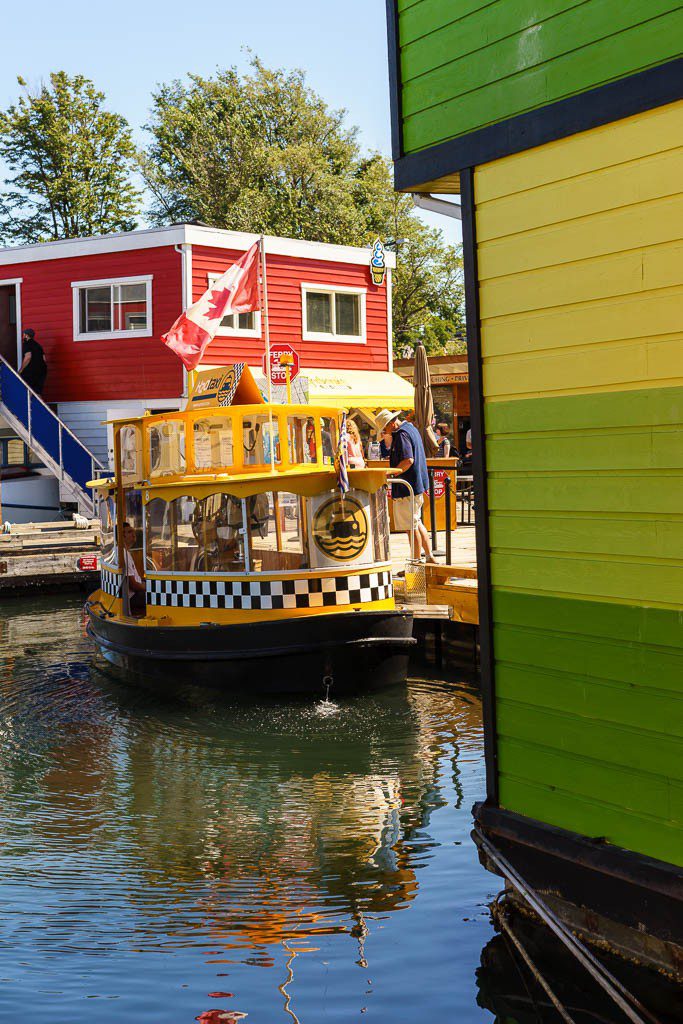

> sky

[{"left": 0, "top": 0, "right": 460, "bottom": 243}]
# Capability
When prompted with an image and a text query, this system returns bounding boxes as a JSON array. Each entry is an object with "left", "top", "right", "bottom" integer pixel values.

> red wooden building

[{"left": 0, "top": 225, "right": 410, "bottom": 471}]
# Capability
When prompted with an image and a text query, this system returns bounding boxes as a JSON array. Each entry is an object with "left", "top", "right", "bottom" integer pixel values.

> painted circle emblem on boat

[{"left": 312, "top": 496, "right": 368, "bottom": 561}]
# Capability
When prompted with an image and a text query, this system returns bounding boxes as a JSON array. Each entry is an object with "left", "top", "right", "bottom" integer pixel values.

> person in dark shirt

[
  {"left": 376, "top": 408, "right": 435, "bottom": 562},
  {"left": 19, "top": 329, "right": 47, "bottom": 394}
]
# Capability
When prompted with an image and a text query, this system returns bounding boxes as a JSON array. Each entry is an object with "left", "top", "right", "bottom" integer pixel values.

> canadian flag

[{"left": 162, "top": 240, "right": 260, "bottom": 370}]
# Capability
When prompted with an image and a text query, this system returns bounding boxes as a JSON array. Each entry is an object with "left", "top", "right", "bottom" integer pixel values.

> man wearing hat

[
  {"left": 375, "top": 408, "right": 435, "bottom": 563},
  {"left": 19, "top": 328, "right": 47, "bottom": 395}
]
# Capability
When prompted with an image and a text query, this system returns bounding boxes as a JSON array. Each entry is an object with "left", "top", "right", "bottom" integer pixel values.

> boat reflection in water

[{"left": 0, "top": 596, "right": 493, "bottom": 1023}]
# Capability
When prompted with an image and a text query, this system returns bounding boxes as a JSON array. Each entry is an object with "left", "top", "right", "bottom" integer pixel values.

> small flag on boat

[
  {"left": 336, "top": 412, "right": 350, "bottom": 496},
  {"left": 162, "top": 240, "right": 260, "bottom": 370}
]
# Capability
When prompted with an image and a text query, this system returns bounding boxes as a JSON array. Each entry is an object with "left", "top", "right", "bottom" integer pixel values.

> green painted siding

[
  {"left": 493, "top": 591, "right": 683, "bottom": 865},
  {"left": 397, "top": 0, "right": 683, "bottom": 154},
  {"left": 472, "top": 108, "right": 683, "bottom": 868}
]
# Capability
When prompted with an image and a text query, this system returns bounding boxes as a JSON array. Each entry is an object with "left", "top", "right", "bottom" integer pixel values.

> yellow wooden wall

[{"left": 473, "top": 100, "right": 683, "bottom": 865}]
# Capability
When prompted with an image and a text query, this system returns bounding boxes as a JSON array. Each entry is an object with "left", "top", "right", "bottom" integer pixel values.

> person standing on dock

[
  {"left": 18, "top": 329, "right": 47, "bottom": 395},
  {"left": 375, "top": 409, "right": 436, "bottom": 563}
]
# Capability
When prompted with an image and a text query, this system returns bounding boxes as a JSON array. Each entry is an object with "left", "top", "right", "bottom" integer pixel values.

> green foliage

[
  {"left": 139, "top": 57, "right": 363, "bottom": 244},
  {"left": 0, "top": 72, "right": 140, "bottom": 244},
  {"left": 354, "top": 156, "right": 465, "bottom": 357},
  {"left": 141, "top": 63, "right": 465, "bottom": 356}
]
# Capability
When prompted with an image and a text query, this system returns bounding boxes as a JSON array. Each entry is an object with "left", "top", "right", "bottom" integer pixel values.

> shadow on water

[{"left": 0, "top": 595, "right": 678, "bottom": 1023}]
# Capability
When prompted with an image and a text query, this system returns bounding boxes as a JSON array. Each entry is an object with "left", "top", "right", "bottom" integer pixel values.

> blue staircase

[{"left": 0, "top": 356, "right": 103, "bottom": 517}]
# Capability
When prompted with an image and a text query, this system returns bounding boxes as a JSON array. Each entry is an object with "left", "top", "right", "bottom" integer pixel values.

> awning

[{"left": 249, "top": 367, "right": 415, "bottom": 411}]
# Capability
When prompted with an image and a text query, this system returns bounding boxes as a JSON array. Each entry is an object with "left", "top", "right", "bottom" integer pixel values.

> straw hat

[{"left": 375, "top": 409, "right": 402, "bottom": 433}]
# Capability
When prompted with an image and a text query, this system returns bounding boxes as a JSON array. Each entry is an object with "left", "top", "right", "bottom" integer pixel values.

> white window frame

[
  {"left": 301, "top": 283, "right": 366, "bottom": 344},
  {"left": 207, "top": 273, "right": 262, "bottom": 338},
  {"left": 71, "top": 275, "right": 153, "bottom": 342}
]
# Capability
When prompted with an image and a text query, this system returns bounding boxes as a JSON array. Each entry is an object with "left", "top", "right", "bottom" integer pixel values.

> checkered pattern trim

[
  {"left": 146, "top": 570, "right": 393, "bottom": 610},
  {"left": 101, "top": 565, "right": 121, "bottom": 598}
]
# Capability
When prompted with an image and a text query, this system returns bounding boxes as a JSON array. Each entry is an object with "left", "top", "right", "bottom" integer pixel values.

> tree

[
  {"left": 140, "top": 57, "right": 364, "bottom": 243},
  {"left": 141, "top": 59, "right": 465, "bottom": 357},
  {"left": 354, "top": 156, "right": 465, "bottom": 357},
  {"left": 0, "top": 72, "right": 140, "bottom": 244}
]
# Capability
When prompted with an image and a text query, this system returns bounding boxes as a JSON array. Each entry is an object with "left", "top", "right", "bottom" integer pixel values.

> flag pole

[{"left": 260, "top": 235, "right": 276, "bottom": 472}]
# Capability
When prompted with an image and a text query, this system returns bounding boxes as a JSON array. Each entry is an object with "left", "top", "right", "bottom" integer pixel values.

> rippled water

[{"left": 1, "top": 596, "right": 677, "bottom": 1024}]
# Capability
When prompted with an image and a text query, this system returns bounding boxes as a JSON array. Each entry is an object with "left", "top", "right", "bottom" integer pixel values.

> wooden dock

[
  {"left": 0, "top": 519, "right": 100, "bottom": 594},
  {"left": 389, "top": 527, "right": 479, "bottom": 625}
]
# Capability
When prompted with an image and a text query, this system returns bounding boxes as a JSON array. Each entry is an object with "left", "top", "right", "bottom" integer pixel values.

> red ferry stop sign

[
  {"left": 432, "top": 469, "right": 447, "bottom": 499},
  {"left": 264, "top": 344, "right": 300, "bottom": 386}
]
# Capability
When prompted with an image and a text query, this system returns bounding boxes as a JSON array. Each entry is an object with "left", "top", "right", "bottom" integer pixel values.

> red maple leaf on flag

[{"left": 205, "top": 288, "right": 230, "bottom": 321}]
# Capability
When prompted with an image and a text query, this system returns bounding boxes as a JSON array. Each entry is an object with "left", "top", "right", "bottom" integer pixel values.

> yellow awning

[
  {"left": 305, "top": 368, "right": 414, "bottom": 410},
  {"left": 201, "top": 365, "right": 415, "bottom": 411}
]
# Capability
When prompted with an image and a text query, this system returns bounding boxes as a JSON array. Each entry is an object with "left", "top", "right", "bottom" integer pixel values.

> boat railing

[{"left": 111, "top": 403, "right": 342, "bottom": 486}]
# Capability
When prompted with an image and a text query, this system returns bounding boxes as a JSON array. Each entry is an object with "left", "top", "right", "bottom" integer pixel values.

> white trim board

[{"left": 0, "top": 225, "right": 396, "bottom": 269}]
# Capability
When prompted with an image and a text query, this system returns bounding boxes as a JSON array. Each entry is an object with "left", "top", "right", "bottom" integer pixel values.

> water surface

[
  {"left": 0, "top": 594, "right": 496, "bottom": 1022},
  {"left": 2, "top": 595, "right": 677, "bottom": 1023}
]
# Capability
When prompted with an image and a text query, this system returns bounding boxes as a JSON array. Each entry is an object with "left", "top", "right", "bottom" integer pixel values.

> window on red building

[
  {"left": 301, "top": 285, "right": 365, "bottom": 343},
  {"left": 72, "top": 276, "right": 152, "bottom": 340}
]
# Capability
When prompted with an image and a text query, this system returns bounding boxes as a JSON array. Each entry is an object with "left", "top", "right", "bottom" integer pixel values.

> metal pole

[
  {"left": 428, "top": 468, "right": 437, "bottom": 552},
  {"left": 445, "top": 474, "right": 452, "bottom": 564},
  {"left": 259, "top": 235, "right": 276, "bottom": 472}
]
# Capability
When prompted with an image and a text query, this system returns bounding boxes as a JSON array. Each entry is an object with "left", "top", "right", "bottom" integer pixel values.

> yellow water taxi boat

[{"left": 85, "top": 365, "right": 414, "bottom": 694}]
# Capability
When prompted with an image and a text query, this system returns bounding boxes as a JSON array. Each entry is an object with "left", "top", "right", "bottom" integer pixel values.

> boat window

[
  {"left": 148, "top": 420, "right": 186, "bottom": 478},
  {"left": 193, "top": 415, "right": 234, "bottom": 471},
  {"left": 242, "top": 415, "right": 280, "bottom": 467},
  {"left": 119, "top": 424, "right": 142, "bottom": 483},
  {"left": 145, "top": 498, "right": 174, "bottom": 572},
  {"left": 100, "top": 494, "right": 117, "bottom": 566},
  {"left": 124, "top": 490, "right": 144, "bottom": 578},
  {"left": 320, "top": 417, "right": 337, "bottom": 464},
  {"left": 287, "top": 416, "right": 315, "bottom": 465},
  {"left": 371, "top": 486, "right": 390, "bottom": 562},
  {"left": 248, "top": 491, "right": 307, "bottom": 572},
  {"left": 194, "top": 493, "right": 246, "bottom": 572}
]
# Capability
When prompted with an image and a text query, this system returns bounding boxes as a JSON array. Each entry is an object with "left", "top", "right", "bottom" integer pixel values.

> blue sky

[{"left": 1, "top": 0, "right": 460, "bottom": 242}]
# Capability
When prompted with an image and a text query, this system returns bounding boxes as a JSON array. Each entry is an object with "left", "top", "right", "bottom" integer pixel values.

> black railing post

[
  {"left": 445, "top": 474, "right": 453, "bottom": 564},
  {"left": 428, "top": 467, "right": 437, "bottom": 552}
]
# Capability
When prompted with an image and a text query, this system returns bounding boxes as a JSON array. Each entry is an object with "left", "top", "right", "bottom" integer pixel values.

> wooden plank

[
  {"left": 496, "top": 699, "right": 682, "bottom": 780},
  {"left": 479, "top": 240, "right": 683, "bottom": 320},
  {"left": 476, "top": 146, "right": 682, "bottom": 244},
  {"left": 498, "top": 775, "right": 682, "bottom": 866},
  {"left": 474, "top": 99, "right": 683, "bottom": 202},
  {"left": 402, "top": 14, "right": 683, "bottom": 151},
  {"left": 496, "top": 664, "right": 683, "bottom": 738},
  {"left": 491, "top": 550, "right": 683, "bottom": 608},
  {"left": 498, "top": 737, "right": 681, "bottom": 821},
  {"left": 488, "top": 473, "right": 683, "bottom": 516},
  {"left": 490, "top": 513, "right": 683, "bottom": 562},
  {"left": 479, "top": 192, "right": 683, "bottom": 279},
  {"left": 493, "top": 623, "right": 683, "bottom": 692}
]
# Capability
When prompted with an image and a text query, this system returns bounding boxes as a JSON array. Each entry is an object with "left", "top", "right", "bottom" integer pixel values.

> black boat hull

[{"left": 86, "top": 603, "right": 415, "bottom": 695}]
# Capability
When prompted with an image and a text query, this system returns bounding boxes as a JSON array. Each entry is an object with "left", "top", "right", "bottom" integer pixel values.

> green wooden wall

[{"left": 396, "top": 0, "right": 683, "bottom": 154}]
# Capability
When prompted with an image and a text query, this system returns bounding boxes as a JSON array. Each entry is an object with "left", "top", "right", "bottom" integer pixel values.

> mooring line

[
  {"left": 494, "top": 899, "right": 577, "bottom": 1024},
  {"left": 475, "top": 829, "right": 663, "bottom": 1024}
]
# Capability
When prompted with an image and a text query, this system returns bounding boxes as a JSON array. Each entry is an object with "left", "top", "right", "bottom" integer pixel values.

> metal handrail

[
  {"left": 0, "top": 354, "right": 104, "bottom": 512},
  {"left": 0, "top": 354, "right": 104, "bottom": 468}
]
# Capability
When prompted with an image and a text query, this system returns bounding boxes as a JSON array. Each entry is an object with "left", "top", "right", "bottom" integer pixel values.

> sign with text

[
  {"left": 264, "top": 344, "right": 300, "bottom": 386},
  {"left": 432, "top": 469, "right": 447, "bottom": 499}
]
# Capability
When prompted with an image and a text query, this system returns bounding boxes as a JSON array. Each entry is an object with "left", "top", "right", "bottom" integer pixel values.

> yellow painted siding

[{"left": 475, "top": 101, "right": 683, "bottom": 403}]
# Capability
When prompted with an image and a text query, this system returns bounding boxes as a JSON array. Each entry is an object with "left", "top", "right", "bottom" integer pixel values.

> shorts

[{"left": 393, "top": 492, "right": 424, "bottom": 532}]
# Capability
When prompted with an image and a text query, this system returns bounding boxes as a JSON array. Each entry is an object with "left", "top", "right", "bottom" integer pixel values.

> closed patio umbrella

[{"left": 413, "top": 341, "right": 438, "bottom": 456}]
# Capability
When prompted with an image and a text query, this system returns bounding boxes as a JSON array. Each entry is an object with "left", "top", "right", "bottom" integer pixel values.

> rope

[
  {"left": 475, "top": 828, "right": 663, "bottom": 1024},
  {"left": 494, "top": 899, "right": 577, "bottom": 1024}
]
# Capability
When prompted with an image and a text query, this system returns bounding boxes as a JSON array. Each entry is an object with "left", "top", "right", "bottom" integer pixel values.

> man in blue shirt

[{"left": 376, "top": 408, "right": 435, "bottom": 562}]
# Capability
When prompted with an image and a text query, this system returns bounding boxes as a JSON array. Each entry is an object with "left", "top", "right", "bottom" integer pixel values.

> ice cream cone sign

[{"left": 370, "top": 239, "right": 387, "bottom": 287}]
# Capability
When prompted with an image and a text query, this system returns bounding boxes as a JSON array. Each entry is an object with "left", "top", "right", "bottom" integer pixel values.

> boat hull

[{"left": 86, "top": 603, "right": 415, "bottom": 695}]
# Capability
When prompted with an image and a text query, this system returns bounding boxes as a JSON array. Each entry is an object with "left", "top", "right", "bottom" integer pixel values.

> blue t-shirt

[{"left": 389, "top": 421, "right": 429, "bottom": 497}]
